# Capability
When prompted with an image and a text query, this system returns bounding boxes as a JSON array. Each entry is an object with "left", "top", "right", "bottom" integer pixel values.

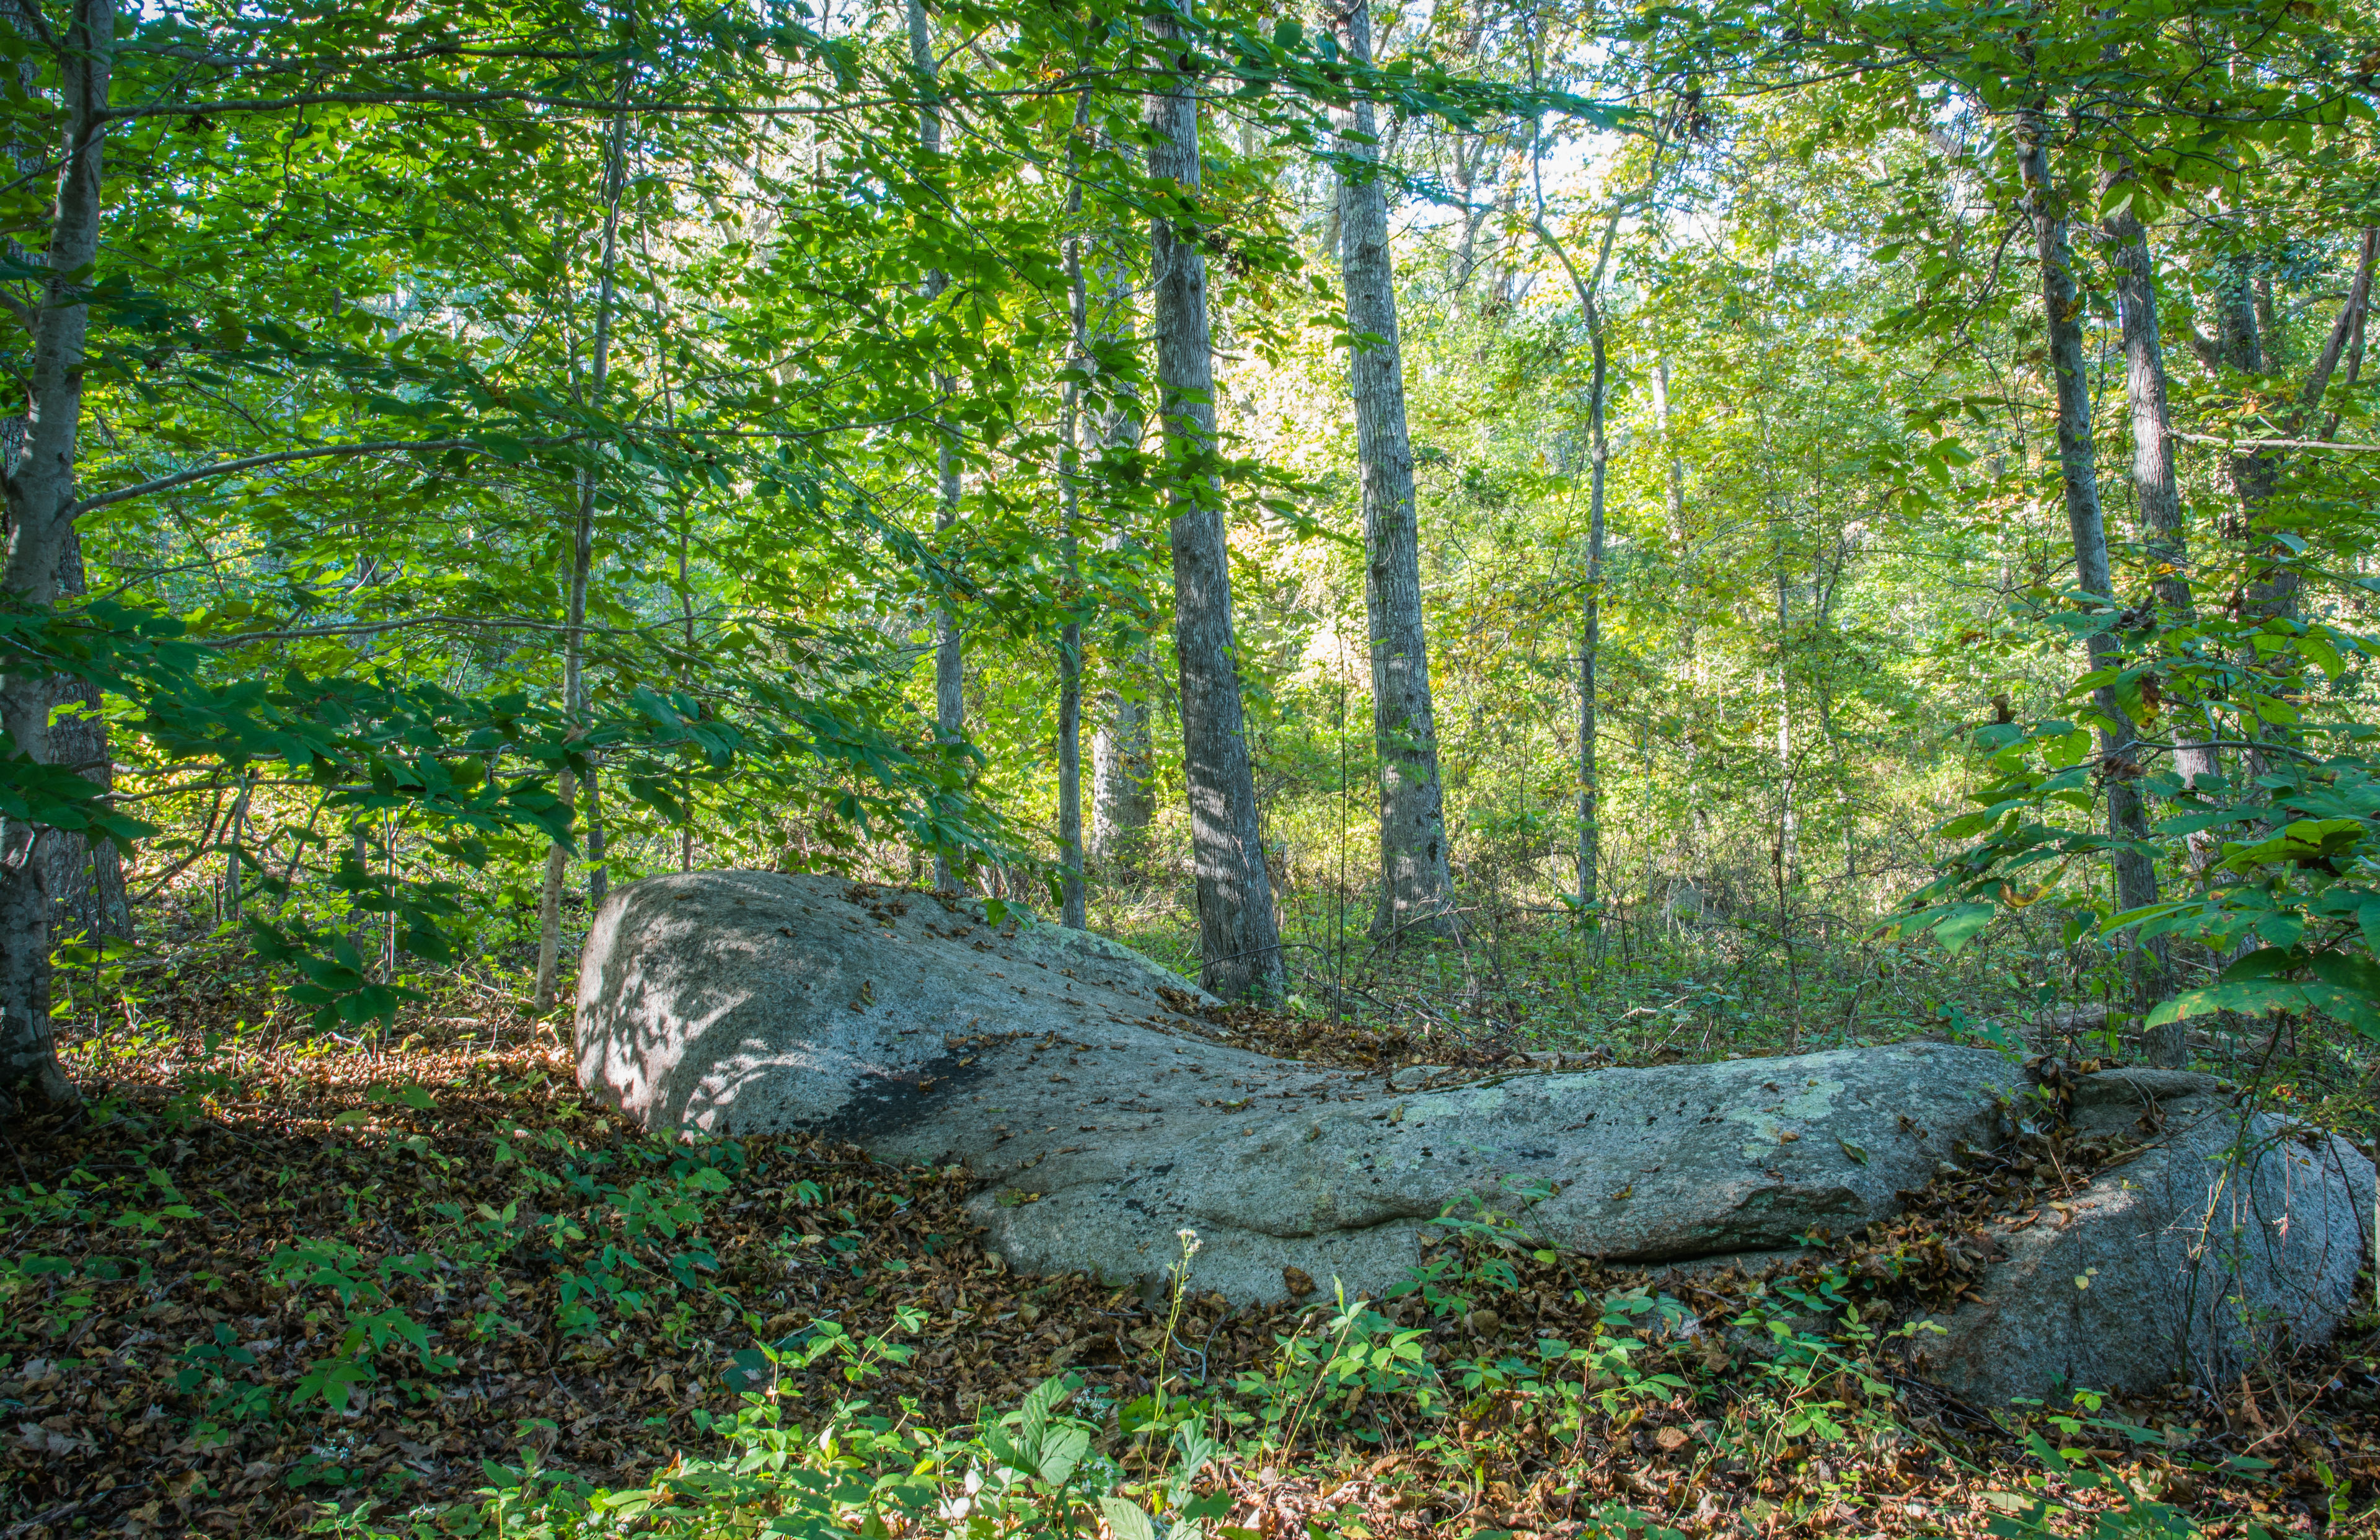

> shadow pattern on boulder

[
  {"left": 574, "top": 872, "right": 2376, "bottom": 1403},
  {"left": 1909, "top": 1068, "right": 2376, "bottom": 1402}
]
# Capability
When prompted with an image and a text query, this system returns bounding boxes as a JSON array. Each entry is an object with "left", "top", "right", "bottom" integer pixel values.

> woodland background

[
  {"left": 1, "top": 0, "right": 2378, "bottom": 1533},
  {"left": 1, "top": 0, "right": 2370, "bottom": 1085}
]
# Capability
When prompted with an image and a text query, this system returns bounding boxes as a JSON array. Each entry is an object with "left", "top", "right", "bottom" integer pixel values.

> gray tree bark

[
  {"left": 1091, "top": 679, "right": 1154, "bottom": 868},
  {"left": 1529, "top": 107, "right": 1670, "bottom": 916},
  {"left": 37, "top": 527, "right": 125, "bottom": 944},
  {"left": 2188, "top": 229, "right": 2374, "bottom": 784},
  {"left": 2098, "top": 188, "right": 2223, "bottom": 1028},
  {"left": 1774, "top": 567, "right": 1796, "bottom": 889},
  {"left": 1146, "top": 2, "right": 1284, "bottom": 1001},
  {"left": 1578, "top": 338, "right": 1606, "bottom": 913},
  {"left": 2016, "top": 118, "right": 2162, "bottom": 1014},
  {"left": 1057, "top": 95, "right": 1090, "bottom": 930},
  {"left": 1090, "top": 195, "right": 1156, "bottom": 873},
  {"left": 2099, "top": 193, "right": 2218, "bottom": 798},
  {"left": 909, "top": 0, "right": 966, "bottom": 891},
  {"left": 1329, "top": 0, "right": 1453, "bottom": 941},
  {"left": 0, "top": 0, "right": 112, "bottom": 1107},
  {"left": 1525, "top": 250, "right": 1610, "bottom": 916},
  {"left": 536, "top": 69, "right": 632, "bottom": 1011}
]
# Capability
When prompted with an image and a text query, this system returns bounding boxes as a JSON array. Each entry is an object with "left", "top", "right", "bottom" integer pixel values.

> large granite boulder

[
  {"left": 577, "top": 873, "right": 2379, "bottom": 1401},
  {"left": 1911, "top": 1068, "right": 2376, "bottom": 1403},
  {"left": 575, "top": 871, "right": 2024, "bottom": 1305}
]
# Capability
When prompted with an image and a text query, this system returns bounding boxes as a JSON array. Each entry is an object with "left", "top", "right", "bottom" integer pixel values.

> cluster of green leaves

[{"left": 0, "top": 0, "right": 1646, "bottom": 1037}]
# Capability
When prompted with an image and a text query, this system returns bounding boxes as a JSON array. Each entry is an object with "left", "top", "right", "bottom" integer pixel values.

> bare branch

[
  {"left": 68, "top": 436, "right": 583, "bottom": 516},
  {"left": 200, "top": 610, "right": 725, "bottom": 646},
  {"left": 99, "top": 87, "right": 889, "bottom": 125},
  {"left": 2298, "top": 227, "right": 2378, "bottom": 415},
  {"left": 2168, "top": 430, "right": 2380, "bottom": 453}
]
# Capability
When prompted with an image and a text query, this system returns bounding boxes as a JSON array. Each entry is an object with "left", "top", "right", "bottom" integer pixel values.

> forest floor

[{"left": 4, "top": 957, "right": 2378, "bottom": 1540}]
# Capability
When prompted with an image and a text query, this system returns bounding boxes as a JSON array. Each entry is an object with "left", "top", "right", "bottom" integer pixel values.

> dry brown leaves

[{"left": 1, "top": 1019, "right": 2371, "bottom": 1540}]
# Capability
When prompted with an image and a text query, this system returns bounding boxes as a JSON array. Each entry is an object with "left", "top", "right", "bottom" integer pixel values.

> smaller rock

[{"left": 1911, "top": 1075, "right": 2375, "bottom": 1404}]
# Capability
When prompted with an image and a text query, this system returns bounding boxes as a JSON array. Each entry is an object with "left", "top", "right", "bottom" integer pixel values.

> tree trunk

[
  {"left": 534, "top": 767, "right": 576, "bottom": 1001},
  {"left": 2099, "top": 192, "right": 2218, "bottom": 802},
  {"left": 1091, "top": 680, "right": 1154, "bottom": 868},
  {"left": 0, "top": 0, "right": 113, "bottom": 1108},
  {"left": 1577, "top": 330, "right": 1606, "bottom": 913},
  {"left": 586, "top": 767, "right": 607, "bottom": 905},
  {"left": 2316, "top": 231, "right": 2374, "bottom": 444},
  {"left": 534, "top": 70, "right": 631, "bottom": 1011},
  {"left": 2016, "top": 118, "right": 2162, "bottom": 1016},
  {"left": 1774, "top": 568, "right": 1796, "bottom": 891},
  {"left": 1146, "top": 1, "right": 1284, "bottom": 1001},
  {"left": 1329, "top": 0, "right": 1453, "bottom": 942},
  {"left": 1056, "top": 95, "right": 1090, "bottom": 930},
  {"left": 1527, "top": 132, "right": 1657, "bottom": 916},
  {"left": 2099, "top": 190, "right": 2221, "bottom": 1002},
  {"left": 1090, "top": 194, "right": 1155, "bottom": 873},
  {"left": 2187, "top": 229, "right": 2373, "bottom": 800},
  {"left": 909, "top": 0, "right": 966, "bottom": 891},
  {"left": 38, "top": 527, "right": 125, "bottom": 942},
  {"left": 222, "top": 777, "right": 250, "bottom": 920}
]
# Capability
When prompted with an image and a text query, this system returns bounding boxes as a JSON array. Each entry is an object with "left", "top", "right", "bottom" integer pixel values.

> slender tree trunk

[
  {"left": 909, "top": 0, "right": 966, "bottom": 891},
  {"left": 586, "top": 769, "right": 607, "bottom": 905},
  {"left": 1329, "top": 0, "right": 1453, "bottom": 941},
  {"left": 2099, "top": 188, "right": 2220, "bottom": 1008},
  {"left": 1813, "top": 545, "right": 1852, "bottom": 886},
  {"left": 222, "top": 777, "right": 250, "bottom": 920},
  {"left": 0, "top": 0, "right": 112, "bottom": 1107},
  {"left": 1091, "top": 680, "right": 1154, "bottom": 867},
  {"left": 2099, "top": 191, "right": 2218, "bottom": 801},
  {"left": 1528, "top": 112, "right": 1667, "bottom": 915},
  {"left": 1577, "top": 332, "right": 1606, "bottom": 912},
  {"left": 2017, "top": 117, "right": 2162, "bottom": 1015},
  {"left": 1774, "top": 568, "right": 1796, "bottom": 889},
  {"left": 2198, "top": 231, "right": 2376, "bottom": 788},
  {"left": 535, "top": 71, "right": 631, "bottom": 1011},
  {"left": 2317, "top": 231, "right": 2374, "bottom": 445},
  {"left": 37, "top": 527, "right": 124, "bottom": 941},
  {"left": 1090, "top": 193, "right": 1155, "bottom": 872},
  {"left": 1056, "top": 95, "right": 1090, "bottom": 930},
  {"left": 1147, "top": 1, "right": 1284, "bottom": 1000}
]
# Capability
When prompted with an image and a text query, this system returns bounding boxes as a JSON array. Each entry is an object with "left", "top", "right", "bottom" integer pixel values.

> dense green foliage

[
  {"left": 0, "top": 0, "right": 2368, "bottom": 1065},
  {"left": 4, "top": 1, "right": 2379, "bottom": 1531}
]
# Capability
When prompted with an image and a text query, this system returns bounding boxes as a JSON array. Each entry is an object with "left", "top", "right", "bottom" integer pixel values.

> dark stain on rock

[{"left": 808, "top": 1050, "right": 999, "bottom": 1143}]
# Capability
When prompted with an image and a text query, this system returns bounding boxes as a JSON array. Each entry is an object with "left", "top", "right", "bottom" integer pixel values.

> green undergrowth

[{"left": 11, "top": 938, "right": 2378, "bottom": 1539}]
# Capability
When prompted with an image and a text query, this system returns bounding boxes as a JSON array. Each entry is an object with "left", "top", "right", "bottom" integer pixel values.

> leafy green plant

[
  {"left": 266, "top": 1240, "right": 456, "bottom": 1410},
  {"left": 1983, "top": 1425, "right": 2265, "bottom": 1540},
  {"left": 1227, "top": 1288, "right": 1439, "bottom": 1443},
  {"left": 1717, "top": 1269, "right": 1933, "bottom": 1464}
]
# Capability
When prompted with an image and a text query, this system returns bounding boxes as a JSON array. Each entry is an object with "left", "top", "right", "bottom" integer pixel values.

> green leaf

[
  {"left": 1931, "top": 903, "right": 1998, "bottom": 956},
  {"left": 2221, "top": 947, "right": 2303, "bottom": 983},
  {"left": 1098, "top": 1498, "right": 1161, "bottom": 1540},
  {"left": 2145, "top": 980, "right": 2307, "bottom": 1027}
]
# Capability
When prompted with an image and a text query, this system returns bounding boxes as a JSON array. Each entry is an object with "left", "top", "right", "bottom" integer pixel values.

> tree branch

[
  {"left": 2167, "top": 430, "right": 2380, "bottom": 453},
  {"left": 67, "top": 436, "right": 581, "bottom": 516},
  {"left": 198, "top": 610, "right": 725, "bottom": 646},
  {"left": 2298, "top": 227, "right": 2378, "bottom": 415},
  {"left": 99, "top": 87, "right": 888, "bottom": 125}
]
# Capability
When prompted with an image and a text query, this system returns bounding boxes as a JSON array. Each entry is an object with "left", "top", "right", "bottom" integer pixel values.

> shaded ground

[{"left": 4, "top": 987, "right": 2376, "bottom": 1538}]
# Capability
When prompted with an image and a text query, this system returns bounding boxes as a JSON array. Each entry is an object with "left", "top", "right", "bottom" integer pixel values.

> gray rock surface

[
  {"left": 577, "top": 871, "right": 2022, "bottom": 1302},
  {"left": 1910, "top": 1068, "right": 2377, "bottom": 1402}
]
